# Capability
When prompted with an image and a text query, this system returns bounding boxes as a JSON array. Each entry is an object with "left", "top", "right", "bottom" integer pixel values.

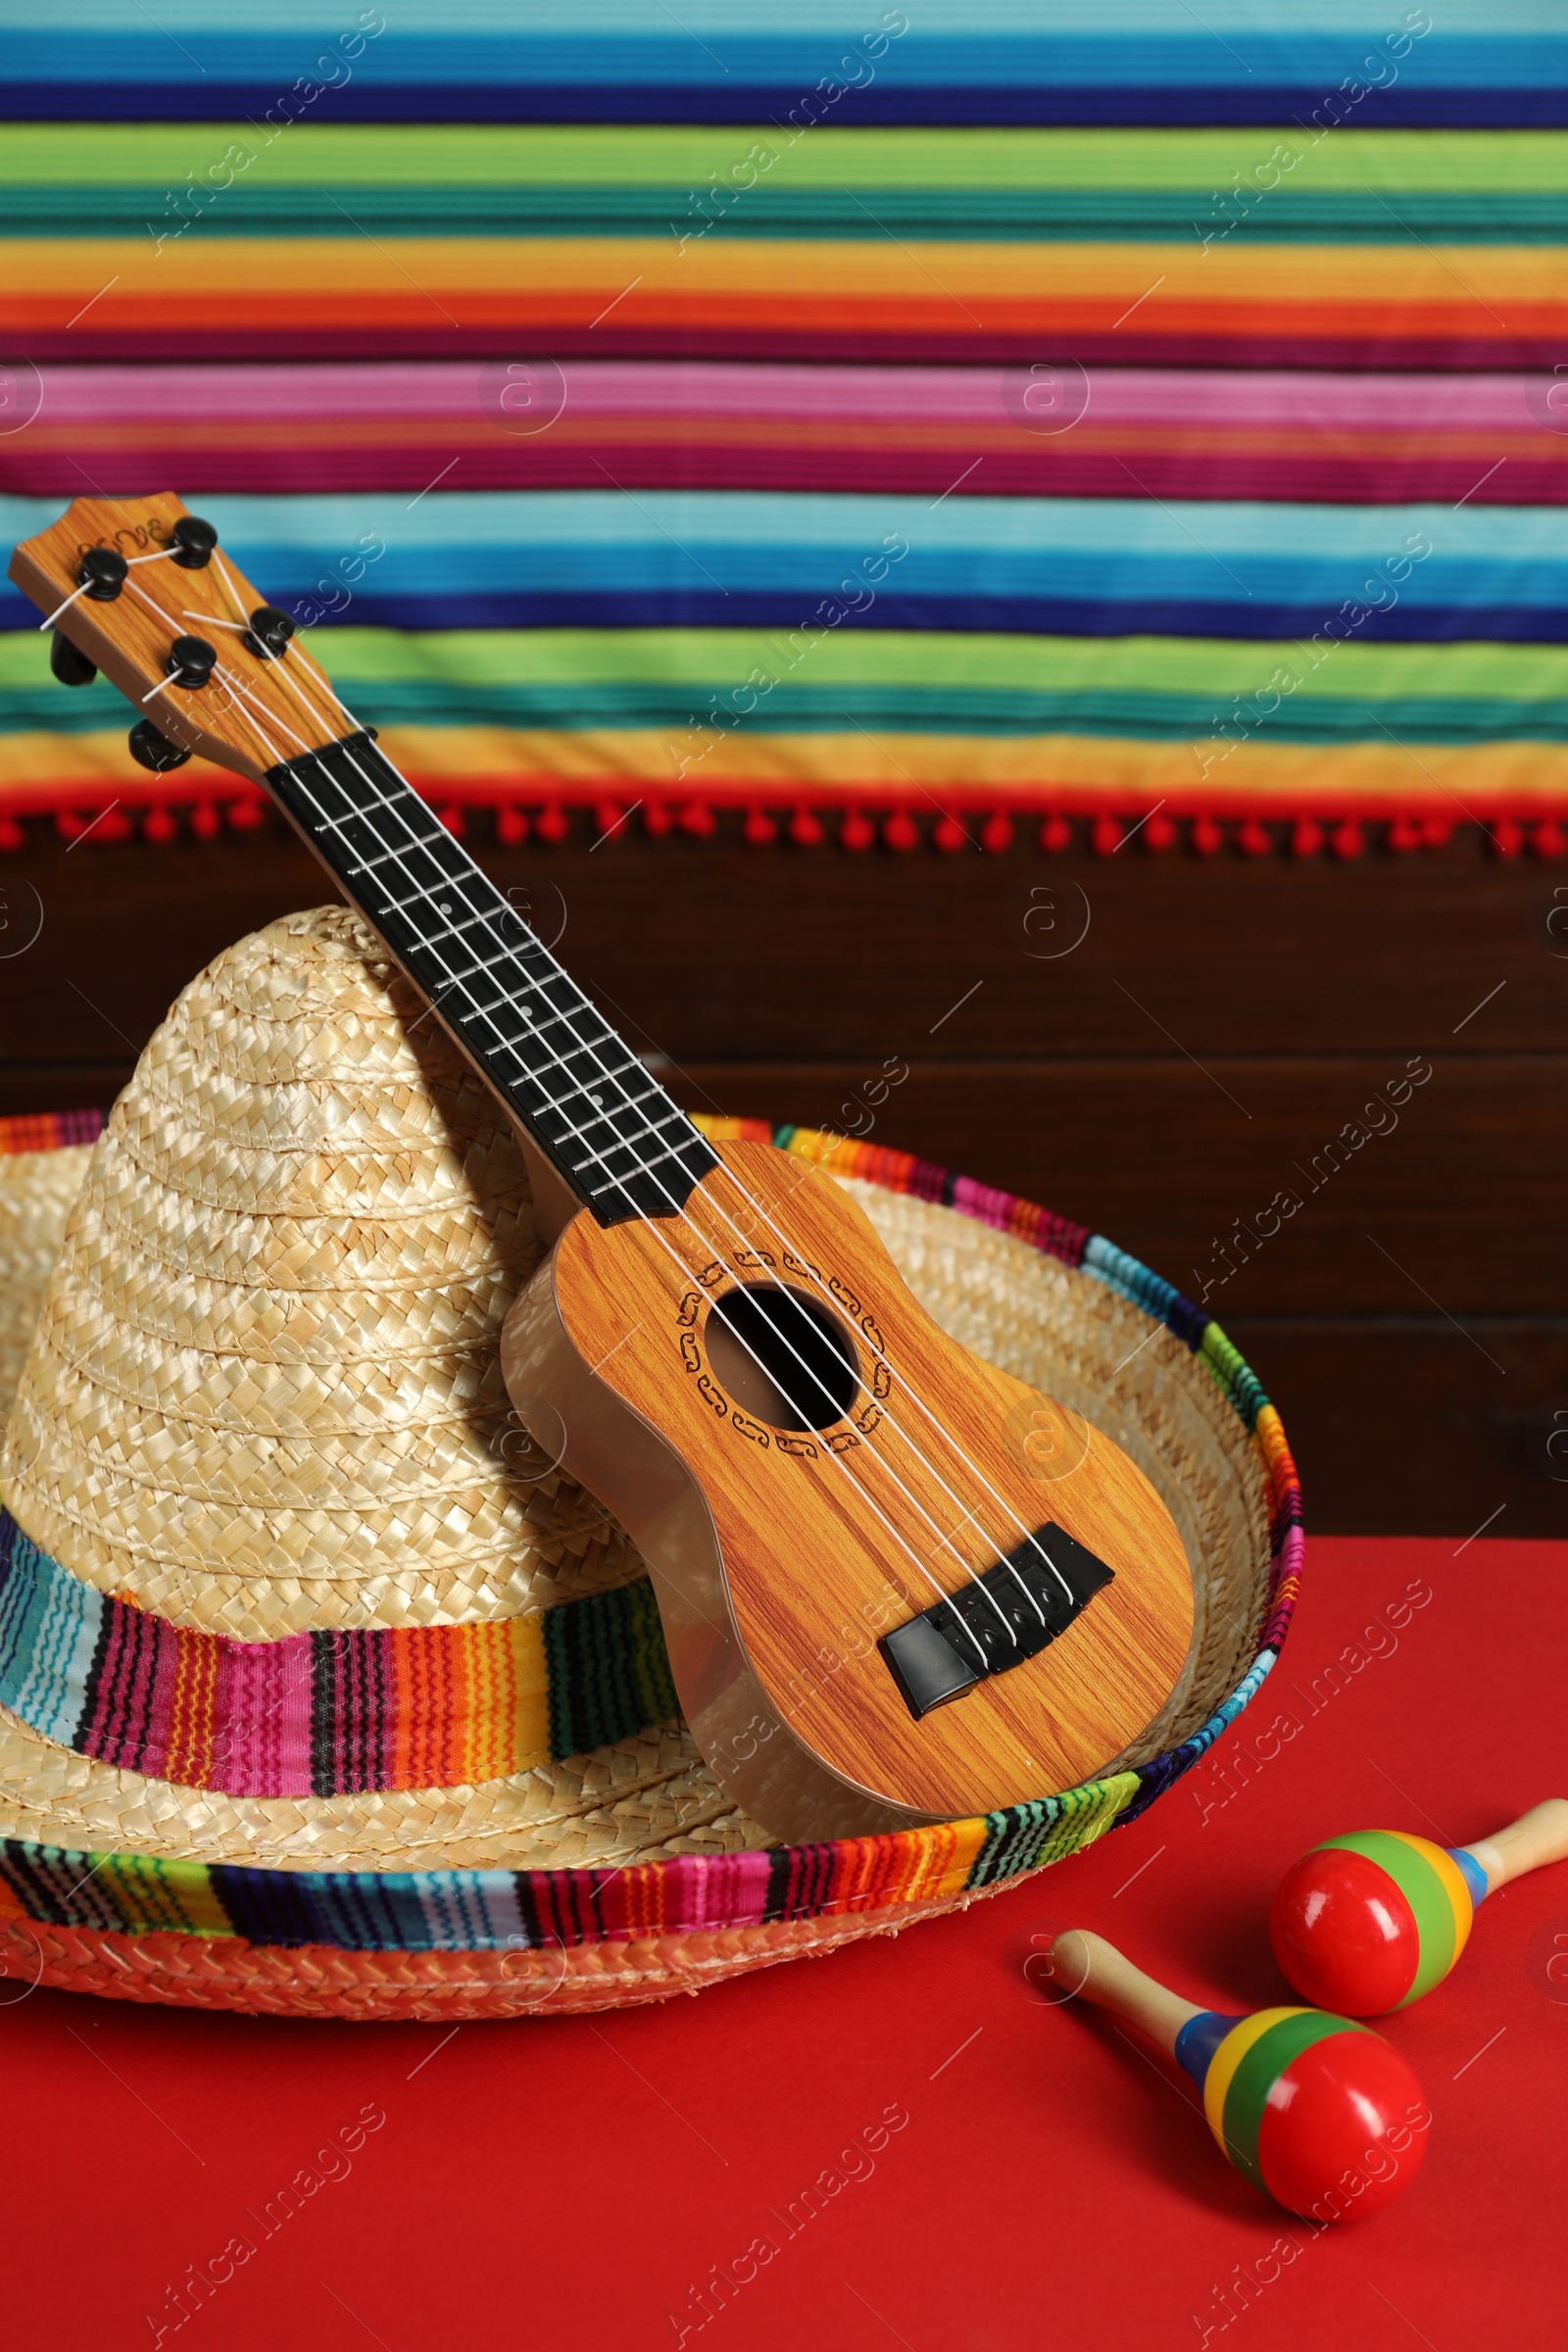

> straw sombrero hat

[{"left": 0, "top": 906, "right": 1301, "bottom": 2020}]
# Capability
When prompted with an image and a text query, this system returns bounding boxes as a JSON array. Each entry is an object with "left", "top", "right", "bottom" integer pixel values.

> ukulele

[{"left": 10, "top": 494, "right": 1194, "bottom": 1842}]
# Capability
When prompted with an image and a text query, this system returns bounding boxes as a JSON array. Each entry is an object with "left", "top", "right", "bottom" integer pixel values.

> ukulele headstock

[{"left": 8, "top": 493, "right": 342, "bottom": 783}]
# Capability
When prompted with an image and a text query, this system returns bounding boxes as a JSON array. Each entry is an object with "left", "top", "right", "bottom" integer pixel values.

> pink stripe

[
  {"left": 28, "top": 362, "right": 1548, "bottom": 433},
  {"left": 210, "top": 1632, "right": 315, "bottom": 1797},
  {"left": 951, "top": 1175, "right": 1018, "bottom": 1233},
  {"left": 82, "top": 1606, "right": 165, "bottom": 1767},
  {"left": 136, "top": 1625, "right": 183, "bottom": 1783}
]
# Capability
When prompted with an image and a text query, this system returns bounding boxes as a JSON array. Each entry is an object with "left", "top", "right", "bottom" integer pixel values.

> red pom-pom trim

[
  {"left": 1386, "top": 815, "right": 1422, "bottom": 854},
  {"left": 1490, "top": 815, "right": 1525, "bottom": 859},
  {"left": 593, "top": 799, "right": 625, "bottom": 843},
  {"left": 790, "top": 806, "right": 825, "bottom": 848},
  {"left": 933, "top": 812, "right": 967, "bottom": 854},
  {"left": 1039, "top": 813, "right": 1072, "bottom": 854},
  {"left": 1420, "top": 815, "right": 1454, "bottom": 849},
  {"left": 1090, "top": 814, "right": 1122, "bottom": 857},
  {"left": 226, "top": 798, "right": 266, "bottom": 831},
  {"left": 1144, "top": 811, "right": 1177, "bottom": 853},
  {"left": 883, "top": 809, "right": 919, "bottom": 853},
  {"left": 0, "top": 817, "right": 24, "bottom": 852},
  {"left": 190, "top": 803, "right": 221, "bottom": 841},
  {"left": 678, "top": 798, "right": 715, "bottom": 839},
  {"left": 1237, "top": 817, "right": 1272, "bottom": 858},
  {"left": 1291, "top": 818, "right": 1324, "bottom": 857},
  {"left": 643, "top": 801, "right": 673, "bottom": 837},
  {"left": 142, "top": 807, "right": 178, "bottom": 844},
  {"left": 1329, "top": 817, "right": 1365, "bottom": 860},
  {"left": 1191, "top": 814, "right": 1224, "bottom": 857},
  {"left": 495, "top": 806, "right": 530, "bottom": 845},
  {"left": 840, "top": 809, "right": 874, "bottom": 853},
  {"left": 742, "top": 805, "right": 778, "bottom": 847},
  {"left": 1531, "top": 817, "right": 1566, "bottom": 859},
  {"left": 980, "top": 811, "right": 1013, "bottom": 855},
  {"left": 436, "top": 803, "right": 466, "bottom": 837},
  {"left": 535, "top": 802, "right": 569, "bottom": 844}
]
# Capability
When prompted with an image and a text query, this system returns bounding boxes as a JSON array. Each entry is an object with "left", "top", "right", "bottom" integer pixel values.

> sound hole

[{"left": 705, "top": 1284, "right": 858, "bottom": 1431}]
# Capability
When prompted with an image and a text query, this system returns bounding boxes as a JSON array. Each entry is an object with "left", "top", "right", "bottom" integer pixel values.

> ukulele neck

[{"left": 268, "top": 729, "right": 715, "bottom": 1225}]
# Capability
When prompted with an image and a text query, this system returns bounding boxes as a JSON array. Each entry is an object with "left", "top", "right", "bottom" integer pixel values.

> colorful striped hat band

[{"left": 0, "top": 1512, "right": 676, "bottom": 1799}]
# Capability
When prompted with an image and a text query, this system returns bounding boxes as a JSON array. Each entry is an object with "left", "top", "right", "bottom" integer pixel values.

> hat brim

[{"left": 0, "top": 1136, "right": 1301, "bottom": 2019}]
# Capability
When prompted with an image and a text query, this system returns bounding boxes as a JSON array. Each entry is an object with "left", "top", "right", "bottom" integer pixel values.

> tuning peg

[
  {"left": 170, "top": 515, "right": 218, "bottom": 569},
  {"left": 49, "top": 630, "right": 97, "bottom": 687},
  {"left": 76, "top": 547, "right": 125, "bottom": 601},
  {"left": 166, "top": 634, "right": 218, "bottom": 689},
  {"left": 244, "top": 604, "right": 295, "bottom": 660},
  {"left": 127, "top": 718, "right": 191, "bottom": 773}
]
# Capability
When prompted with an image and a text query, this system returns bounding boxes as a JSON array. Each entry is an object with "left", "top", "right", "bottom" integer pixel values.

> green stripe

[
  {"left": 543, "top": 1579, "right": 677, "bottom": 1764},
  {"left": 5, "top": 124, "right": 1567, "bottom": 192},
  {"left": 17, "top": 627, "right": 1568, "bottom": 704},
  {"left": 1318, "top": 1831, "right": 1456, "bottom": 2003},
  {"left": 7, "top": 186, "right": 1564, "bottom": 242},
  {"left": 10, "top": 628, "right": 1568, "bottom": 749},
  {"left": 1221, "top": 2012, "right": 1366, "bottom": 2192}
]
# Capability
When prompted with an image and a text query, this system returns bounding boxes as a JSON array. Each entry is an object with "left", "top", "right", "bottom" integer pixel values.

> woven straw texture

[
  {"left": 0, "top": 906, "right": 1297, "bottom": 2016},
  {"left": 0, "top": 1144, "right": 92, "bottom": 1428}
]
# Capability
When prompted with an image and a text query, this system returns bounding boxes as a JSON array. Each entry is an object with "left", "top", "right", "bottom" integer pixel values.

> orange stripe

[{"left": 2, "top": 237, "right": 1562, "bottom": 342}]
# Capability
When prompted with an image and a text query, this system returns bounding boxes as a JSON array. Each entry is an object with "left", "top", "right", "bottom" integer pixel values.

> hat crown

[{"left": 1, "top": 906, "right": 639, "bottom": 1641}]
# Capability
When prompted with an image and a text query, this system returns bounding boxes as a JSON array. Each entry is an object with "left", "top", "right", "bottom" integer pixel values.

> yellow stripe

[
  {"left": 3, "top": 236, "right": 1565, "bottom": 313},
  {"left": 1201, "top": 2007, "right": 1313, "bottom": 2147},
  {"left": 8, "top": 725, "right": 1568, "bottom": 816},
  {"left": 508, "top": 1611, "right": 551, "bottom": 1776},
  {"left": 1386, "top": 1830, "right": 1475, "bottom": 1962}
]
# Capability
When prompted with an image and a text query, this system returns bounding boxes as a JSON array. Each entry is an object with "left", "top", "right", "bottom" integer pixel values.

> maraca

[
  {"left": 1271, "top": 1797, "right": 1568, "bottom": 2016},
  {"left": 1047, "top": 1929, "right": 1428, "bottom": 2222}
]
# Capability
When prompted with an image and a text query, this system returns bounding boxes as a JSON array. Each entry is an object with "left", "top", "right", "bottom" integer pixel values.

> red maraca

[
  {"left": 1271, "top": 1797, "right": 1568, "bottom": 2016},
  {"left": 1047, "top": 1929, "right": 1429, "bottom": 2223}
]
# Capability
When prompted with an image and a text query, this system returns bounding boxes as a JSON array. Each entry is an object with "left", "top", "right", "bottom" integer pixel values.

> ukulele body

[{"left": 500, "top": 1140, "right": 1194, "bottom": 1841}]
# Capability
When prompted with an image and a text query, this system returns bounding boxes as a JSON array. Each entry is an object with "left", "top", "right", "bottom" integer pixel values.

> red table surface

[{"left": 3, "top": 1534, "right": 1564, "bottom": 2352}]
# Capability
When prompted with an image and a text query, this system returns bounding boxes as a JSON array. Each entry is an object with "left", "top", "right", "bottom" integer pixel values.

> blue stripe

[
  {"left": 5, "top": 495, "right": 1562, "bottom": 642},
  {"left": 0, "top": 1526, "right": 105, "bottom": 1749},
  {"left": 0, "top": 6, "right": 1559, "bottom": 85},
  {"left": 6, "top": 84, "right": 1566, "bottom": 124},
  {"left": 1, "top": 3, "right": 1564, "bottom": 120}
]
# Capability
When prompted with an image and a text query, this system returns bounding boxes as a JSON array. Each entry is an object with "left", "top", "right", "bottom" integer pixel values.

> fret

[{"left": 266, "top": 731, "right": 716, "bottom": 1224}]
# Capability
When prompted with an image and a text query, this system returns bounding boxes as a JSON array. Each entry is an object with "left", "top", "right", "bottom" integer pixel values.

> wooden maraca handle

[
  {"left": 1048, "top": 1929, "right": 1202, "bottom": 2060},
  {"left": 1464, "top": 1797, "right": 1568, "bottom": 1892}
]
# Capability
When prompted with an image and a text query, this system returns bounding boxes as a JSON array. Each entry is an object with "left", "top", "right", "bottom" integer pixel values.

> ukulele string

[
  {"left": 280, "top": 752, "right": 996, "bottom": 1640},
  {"left": 682, "top": 1160, "right": 1074, "bottom": 1611},
  {"left": 272, "top": 752, "right": 1020, "bottom": 1644},
  {"left": 270, "top": 655, "right": 1051, "bottom": 1642},
  {"left": 123, "top": 565, "right": 1038, "bottom": 1651}
]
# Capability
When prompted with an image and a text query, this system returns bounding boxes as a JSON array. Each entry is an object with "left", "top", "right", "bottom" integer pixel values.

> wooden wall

[{"left": 3, "top": 816, "right": 1563, "bottom": 1536}]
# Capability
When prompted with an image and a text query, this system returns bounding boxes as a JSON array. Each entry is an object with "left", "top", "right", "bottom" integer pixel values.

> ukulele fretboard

[{"left": 267, "top": 731, "right": 716, "bottom": 1223}]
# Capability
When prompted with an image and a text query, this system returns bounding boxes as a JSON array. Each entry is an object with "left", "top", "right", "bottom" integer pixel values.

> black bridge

[{"left": 878, "top": 1525, "right": 1115, "bottom": 1721}]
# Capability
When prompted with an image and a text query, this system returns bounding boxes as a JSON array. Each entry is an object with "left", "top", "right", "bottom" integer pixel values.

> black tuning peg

[
  {"left": 243, "top": 604, "right": 295, "bottom": 660},
  {"left": 76, "top": 547, "right": 126, "bottom": 601},
  {"left": 127, "top": 718, "right": 191, "bottom": 773},
  {"left": 170, "top": 515, "right": 219, "bottom": 569},
  {"left": 49, "top": 630, "right": 97, "bottom": 687},
  {"left": 166, "top": 633, "right": 218, "bottom": 688}
]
